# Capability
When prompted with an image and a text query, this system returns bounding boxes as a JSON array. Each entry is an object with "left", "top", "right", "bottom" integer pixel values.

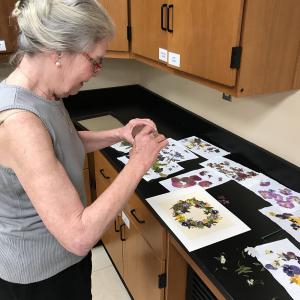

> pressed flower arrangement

[{"left": 170, "top": 197, "right": 221, "bottom": 229}]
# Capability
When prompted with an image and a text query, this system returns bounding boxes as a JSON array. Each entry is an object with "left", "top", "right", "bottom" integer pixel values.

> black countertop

[{"left": 65, "top": 85, "right": 300, "bottom": 300}]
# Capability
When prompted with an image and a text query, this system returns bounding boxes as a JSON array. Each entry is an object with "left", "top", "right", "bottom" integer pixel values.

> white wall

[
  {"left": 139, "top": 64, "right": 300, "bottom": 168},
  {"left": 1, "top": 58, "right": 299, "bottom": 168}
]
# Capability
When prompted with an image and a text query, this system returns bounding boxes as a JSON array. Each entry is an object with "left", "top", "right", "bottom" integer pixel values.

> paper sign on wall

[
  {"left": 0, "top": 40, "right": 7, "bottom": 52},
  {"left": 168, "top": 52, "right": 180, "bottom": 67},
  {"left": 159, "top": 48, "right": 168, "bottom": 62}
]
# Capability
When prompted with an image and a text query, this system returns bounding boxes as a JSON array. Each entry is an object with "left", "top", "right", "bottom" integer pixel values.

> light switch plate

[
  {"left": 159, "top": 48, "right": 168, "bottom": 62},
  {"left": 168, "top": 52, "right": 180, "bottom": 68},
  {"left": 0, "top": 40, "right": 7, "bottom": 52}
]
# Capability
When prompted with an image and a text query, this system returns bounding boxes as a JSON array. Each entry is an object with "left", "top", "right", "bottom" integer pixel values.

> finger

[
  {"left": 136, "top": 124, "right": 156, "bottom": 136},
  {"left": 133, "top": 118, "right": 157, "bottom": 131}
]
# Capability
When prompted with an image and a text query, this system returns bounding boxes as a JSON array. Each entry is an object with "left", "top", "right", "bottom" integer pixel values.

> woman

[{"left": 0, "top": 0, "right": 167, "bottom": 299}]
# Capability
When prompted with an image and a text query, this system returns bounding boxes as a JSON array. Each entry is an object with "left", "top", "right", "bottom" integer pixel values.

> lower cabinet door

[
  {"left": 123, "top": 217, "right": 165, "bottom": 300},
  {"left": 102, "top": 216, "right": 124, "bottom": 276}
]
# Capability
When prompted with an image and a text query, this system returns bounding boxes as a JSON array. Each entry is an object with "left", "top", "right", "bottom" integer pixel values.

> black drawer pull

[
  {"left": 99, "top": 169, "right": 110, "bottom": 179},
  {"left": 120, "top": 224, "right": 126, "bottom": 241},
  {"left": 114, "top": 220, "right": 120, "bottom": 232},
  {"left": 130, "top": 209, "right": 145, "bottom": 224},
  {"left": 167, "top": 4, "right": 174, "bottom": 33},
  {"left": 161, "top": 4, "right": 168, "bottom": 31}
]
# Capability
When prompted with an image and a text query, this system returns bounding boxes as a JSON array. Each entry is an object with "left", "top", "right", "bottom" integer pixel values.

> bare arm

[
  {"left": 78, "top": 118, "right": 157, "bottom": 153},
  {"left": 2, "top": 112, "right": 167, "bottom": 256}
]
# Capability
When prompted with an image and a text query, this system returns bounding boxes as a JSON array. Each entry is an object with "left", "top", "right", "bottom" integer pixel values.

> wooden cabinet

[
  {"left": 132, "top": 0, "right": 243, "bottom": 87},
  {"left": 123, "top": 211, "right": 166, "bottom": 300},
  {"left": 94, "top": 150, "right": 167, "bottom": 299},
  {"left": 0, "top": 0, "right": 18, "bottom": 56},
  {"left": 131, "top": 0, "right": 300, "bottom": 97},
  {"left": 98, "top": 0, "right": 130, "bottom": 57}
]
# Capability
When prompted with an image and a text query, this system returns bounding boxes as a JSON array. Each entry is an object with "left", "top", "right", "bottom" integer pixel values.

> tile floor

[{"left": 91, "top": 246, "right": 132, "bottom": 300}]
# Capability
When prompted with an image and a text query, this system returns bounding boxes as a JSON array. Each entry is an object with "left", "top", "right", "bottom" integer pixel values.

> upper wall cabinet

[
  {"left": 0, "top": 0, "right": 18, "bottom": 55},
  {"left": 131, "top": 0, "right": 300, "bottom": 97},
  {"left": 99, "top": 0, "right": 130, "bottom": 57},
  {"left": 132, "top": 0, "right": 243, "bottom": 87}
]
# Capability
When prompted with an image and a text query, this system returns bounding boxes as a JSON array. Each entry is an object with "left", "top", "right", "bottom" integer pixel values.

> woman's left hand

[{"left": 119, "top": 118, "right": 157, "bottom": 144}]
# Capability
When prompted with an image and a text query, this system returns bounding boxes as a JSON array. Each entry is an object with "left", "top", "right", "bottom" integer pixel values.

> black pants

[{"left": 0, "top": 252, "right": 92, "bottom": 300}]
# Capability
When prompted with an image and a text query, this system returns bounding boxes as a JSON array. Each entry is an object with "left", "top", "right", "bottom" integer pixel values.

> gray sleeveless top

[{"left": 0, "top": 82, "right": 87, "bottom": 284}]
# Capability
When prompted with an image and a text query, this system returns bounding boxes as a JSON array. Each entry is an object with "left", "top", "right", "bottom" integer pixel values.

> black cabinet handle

[
  {"left": 99, "top": 168, "right": 110, "bottom": 179},
  {"left": 114, "top": 220, "right": 120, "bottom": 232},
  {"left": 120, "top": 224, "right": 126, "bottom": 241},
  {"left": 130, "top": 209, "right": 145, "bottom": 224},
  {"left": 161, "top": 4, "right": 168, "bottom": 31},
  {"left": 167, "top": 4, "right": 174, "bottom": 33}
]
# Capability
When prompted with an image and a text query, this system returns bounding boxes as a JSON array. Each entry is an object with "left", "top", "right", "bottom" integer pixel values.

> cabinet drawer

[
  {"left": 126, "top": 193, "right": 166, "bottom": 260},
  {"left": 94, "top": 151, "right": 118, "bottom": 185}
]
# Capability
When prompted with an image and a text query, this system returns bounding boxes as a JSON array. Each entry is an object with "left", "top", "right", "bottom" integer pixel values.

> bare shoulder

[{"left": 0, "top": 110, "right": 55, "bottom": 170}]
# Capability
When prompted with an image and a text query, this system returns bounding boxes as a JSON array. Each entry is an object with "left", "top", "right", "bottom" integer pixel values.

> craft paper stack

[{"left": 146, "top": 186, "right": 250, "bottom": 252}]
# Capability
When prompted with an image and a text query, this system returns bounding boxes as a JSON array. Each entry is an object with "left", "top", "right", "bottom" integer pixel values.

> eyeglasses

[{"left": 80, "top": 52, "right": 103, "bottom": 73}]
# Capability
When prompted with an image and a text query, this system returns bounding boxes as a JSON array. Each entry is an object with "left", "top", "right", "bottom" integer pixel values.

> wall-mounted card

[
  {"left": 117, "top": 155, "right": 184, "bottom": 182},
  {"left": 200, "top": 157, "right": 260, "bottom": 188},
  {"left": 146, "top": 186, "right": 250, "bottom": 252},
  {"left": 253, "top": 239, "right": 300, "bottom": 300},
  {"left": 179, "top": 136, "right": 230, "bottom": 159},
  {"left": 252, "top": 175, "right": 300, "bottom": 213},
  {"left": 159, "top": 167, "right": 230, "bottom": 192},
  {"left": 259, "top": 206, "right": 300, "bottom": 242}
]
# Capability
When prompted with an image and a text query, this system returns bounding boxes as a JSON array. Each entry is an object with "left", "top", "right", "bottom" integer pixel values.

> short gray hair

[{"left": 11, "top": 0, "right": 115, "bottom": 65}]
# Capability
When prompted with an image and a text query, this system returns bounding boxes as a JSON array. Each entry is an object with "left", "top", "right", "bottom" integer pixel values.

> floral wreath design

[{"left": 171, "top": 197, "right": 221, "bottom": 229}]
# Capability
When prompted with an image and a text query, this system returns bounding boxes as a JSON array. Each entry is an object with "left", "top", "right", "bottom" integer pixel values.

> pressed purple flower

[
  {"left": 258, "top": 190, "right": 274, "bottom": 200},
  {"left": 272, "top": 193, "right": 284, "bottom": 202},
  {"left": 190, "top": 175, "right": 201, "bottom": 181},
  {"left": 280, "top": 188, "right": 293, "bottom": 195},
  {"left": 283, "top": 252, "right": 298, "bottom": 261},
  {"left": 286, "top": 196, "right": 300, "bottom": 204},
  {"left": 211, "top": 210, "right": 219, "bottom": 214},
  {"left": 283, "top": 264, "right": 300, "bottom": 277},
  {"left": 260, "top": 181, "right": 271, "bottom": 187},
  {"left": 265, "top": 264, "right": 277, "bottom": 270},
  {"left": 277, "top": 200, "right": 295, "bottom": 209},
  {"left": 199, "top": 180, "right": 212, "bottom": 187}
]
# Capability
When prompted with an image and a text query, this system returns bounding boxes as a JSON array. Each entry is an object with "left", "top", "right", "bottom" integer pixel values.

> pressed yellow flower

[
  {"left": 176, "top": 215, "right": 186, "bottom": 222},
  {"left": 289, "top": 216, "right": 300, "bottom": 225},
  {"left": 290, "top": 275, "right": 300, "bottom": 286}
]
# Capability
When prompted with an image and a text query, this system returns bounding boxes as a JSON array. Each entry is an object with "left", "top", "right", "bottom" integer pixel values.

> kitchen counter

[{"left": 65, "top": 85, "right": 300, "bottom": 300}]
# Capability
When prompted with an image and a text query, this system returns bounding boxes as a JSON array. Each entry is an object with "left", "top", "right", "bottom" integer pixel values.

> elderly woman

[{"left": 0, "top": 0, "right": 167, "bottom": 299}]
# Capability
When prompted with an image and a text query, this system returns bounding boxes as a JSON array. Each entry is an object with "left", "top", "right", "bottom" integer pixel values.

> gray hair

[{"left": 11, "top": 0, "right": 115, "bottom": 65}]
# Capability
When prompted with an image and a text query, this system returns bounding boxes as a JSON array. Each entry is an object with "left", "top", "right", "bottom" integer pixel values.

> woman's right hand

[{"left": 128, "top": 125, "right": 168, "bottom": 173}]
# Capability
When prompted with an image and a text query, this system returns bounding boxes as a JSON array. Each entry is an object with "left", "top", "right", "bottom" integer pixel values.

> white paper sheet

[
  {"left": 200, "top": 157, "right": 260, "bottom": 188},
  {"left": 254, "top": 239, "right": 300, "bottom": 300},
  {"left": 179, "top": 136, "right": 230, "bottom": 159},
  {"left": 251, "top": 175, "right": 300, "bottom": 213},
  {"left": 146, "top": 186, "right": 250, "bottom": 252},
  {"left": 259, "top": 206, "right": 300, "bottom": 242}
]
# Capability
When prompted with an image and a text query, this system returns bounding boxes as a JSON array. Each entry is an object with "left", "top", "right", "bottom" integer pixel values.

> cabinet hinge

[
  {"left": 127, "top": 26, "right": 132, "bottom": 42},
  {"left": 230, "top": 46, "right": 242, "bottom": 69},
  {"left": 158, "top": 273, "right": 167, "bottom": 289}
]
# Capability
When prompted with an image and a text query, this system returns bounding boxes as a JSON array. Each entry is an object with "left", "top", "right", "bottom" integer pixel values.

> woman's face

[{"left": 55, "top": 40, "right": 108, "bottom": 98}]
